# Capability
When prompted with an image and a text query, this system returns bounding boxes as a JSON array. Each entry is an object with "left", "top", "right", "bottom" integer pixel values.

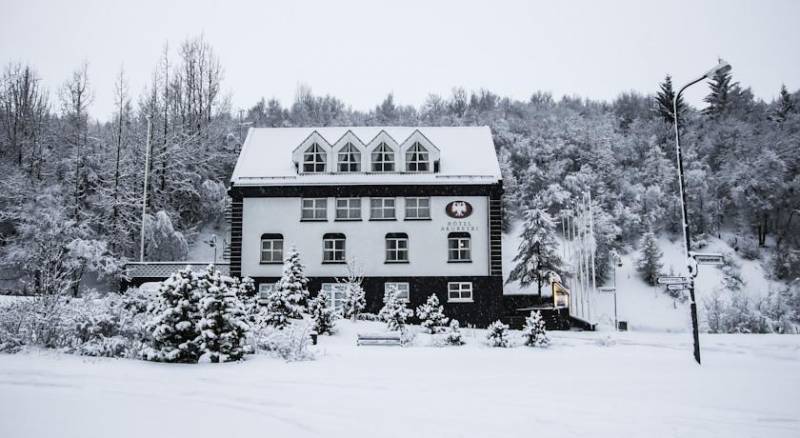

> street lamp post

[
  {"left": 673, "top": 59, "right": 732, "bottom": 365},
  {"left": 139, "top": 115, "right": 153, "bottom": 263}
]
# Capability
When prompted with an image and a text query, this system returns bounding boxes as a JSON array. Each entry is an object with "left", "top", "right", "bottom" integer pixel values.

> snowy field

[{"left": 1, "top": 320, "right": 798, "bottom": 438}]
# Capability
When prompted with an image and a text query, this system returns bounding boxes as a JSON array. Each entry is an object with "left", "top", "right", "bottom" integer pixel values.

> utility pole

[{"left": 139, "top": 116, "right": 153, "bottom": 262}]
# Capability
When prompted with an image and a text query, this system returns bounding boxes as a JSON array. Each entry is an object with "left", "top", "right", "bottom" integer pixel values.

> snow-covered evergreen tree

[
  {"left": 264, "top": 248, "right": 309, "bottom": 329},
  {"left": 196, "top": 266, "right": 250, "bottom": 362},
  {"left": 486, "top": 320, "right": 510, "bottom": 348},
  {"left": 636, "top": 231, "right": 663, "bottom": 286},
  {"left": 308, "top": 292, "right": 337, "bottom": 335},
  {"left": 234, "top": 276, "right": 258, "bottom": 323},
  {"left": 655, "top": 74, "right": 686, "bottom": 124},
  {"left": 338, "top": 258, "right": 366, "bottom": 321},
  {"left": 508, "top": 207, "right": 563, "bottom": 297},
  {"left": 521, "top": 310, "right": 549, "bottom": 347},
  {"left": 144, "top": 268, "right": 201, "bottom": 363},
  {"left": 445, "top": 319, "right": 465, "bottom": 346},
  {"left": 416, "top": 294, "right": 449, "bottom": 334},
  {"left": 379, "top": 286, "right": 412, "bottom": 332}
]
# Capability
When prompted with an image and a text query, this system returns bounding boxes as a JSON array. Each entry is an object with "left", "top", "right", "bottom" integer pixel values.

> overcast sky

[{"left": 2, "top": 0, "right": 799, "bottom": 121}]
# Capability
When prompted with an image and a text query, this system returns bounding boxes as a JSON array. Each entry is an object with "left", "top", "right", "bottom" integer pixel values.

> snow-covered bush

[
  {"left": 379, "top": 286, "right": 413, "bottom": 331},
  {"left": 197, "top": 267, "right": 250, "bottom": 362},
  {"left": 759, "top": 287, "right": 798, "bottom": 334},
  {"left": 308, "top": 292, "right": 337, "bottom": 335},
  {"left": 356, "top": 313, "right": 381, "bottom": 322},
  {"left": 143, "top": 268, "right": 202, "bottom": 363},
  {"left": 737, "top": 237, "right": 760, "bottom": 261},
  {"left": 521, "top": 310, "right": 549, "bottom": 347},
  {"left": 702, "top": 289, "right": 769, "bottom": 334},
  {"left": 235, "top": 276, "right": 258, "bottom": 320},
  {"left": 486, "top": 320, "right": 510, "bottom": 348},
  {"left": 338, "top": 258, "right": 366, "bottom": 321},
  {"left": 444, "top": 319, "right": 465, "bottom": 346},
  {"left": 771, "top": 248, "right": 800, "bottom": 280},
  {"left": 263, "top": 248, "right": 309, "bottom": 328},
  {"left": 142, "top": 211, "right": 189, "bottom": 262},
  {"left": 416, "top": 294, "right": 449, "bottom": 334},
  {"left": 252, "top": 323, "right": 315, "bottom": 362}
]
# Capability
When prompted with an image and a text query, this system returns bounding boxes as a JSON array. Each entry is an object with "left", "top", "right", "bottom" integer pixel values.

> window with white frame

[
  {"left": 337, "top": 143, "right": 361, "bottom": 172},
  {"left": 321, "top": 283, "right": 347, "bottom": 314},
  {"left": 260, "top": 233, "right": 283, "bottom": 264},
  {"left": 385, "top": 233, "right": 409, "bottom": 263},
  {"left": 303, "top": 143, "right": 327, "bottom": 173},
  {"left": 448, "top": 282, "right": 473, "bottom": 302},
  {"left": 448, "top": 232, "right": 471, "bottom": 262},
  {"left": 258, "top": 283, "right": 276, "bottom": 300},
  {"left": 371, "top": 142, "right": 395, "bottom": 172},
  {"left": 384, "top": 282, "right": 410, "bottom": 302},
  {"left": 405, "top": 197, "right": 430, "bottom": 219},
  {"left": 322, "top": 233, "right": 346, "bottom": 263},
  {"left": 405, "top": 142, "right": 430, "bottom": 172},
  {"left": 335, "top": 198, "right": 361, "bottom": 220},
  {"left": 301, "top": 198, "right": 327, "bottom": 220},
  {"left": 370, "top": 197, "right": 396, "bottom": 220}
]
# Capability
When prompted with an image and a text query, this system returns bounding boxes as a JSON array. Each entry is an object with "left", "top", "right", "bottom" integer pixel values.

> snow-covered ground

[{"left": 1, "top": 320, "right": 798, "bottom": 438}]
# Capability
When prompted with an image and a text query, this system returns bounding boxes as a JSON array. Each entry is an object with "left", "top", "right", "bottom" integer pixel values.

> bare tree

[{"left": 59, "top": 62, "right": 92, "bottom": 221}]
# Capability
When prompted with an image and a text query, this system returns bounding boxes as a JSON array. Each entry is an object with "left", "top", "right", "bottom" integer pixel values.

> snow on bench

[{"left": 356, "top": 332, "right": 404, "bottom": 346}]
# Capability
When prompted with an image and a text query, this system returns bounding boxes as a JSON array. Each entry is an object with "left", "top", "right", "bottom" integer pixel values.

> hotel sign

[{"left": 445, "top": 201, "right": 473, "bottom": 219}]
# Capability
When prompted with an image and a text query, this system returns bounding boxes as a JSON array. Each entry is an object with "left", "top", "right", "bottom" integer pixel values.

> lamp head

[{"left": 704, "top": 58, "right": 732, "bottom": 79}]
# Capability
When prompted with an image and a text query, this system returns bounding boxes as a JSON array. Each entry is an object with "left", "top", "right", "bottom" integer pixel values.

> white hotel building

[{"left": 228, "top": 127, "right": 504, "bottom": 325}]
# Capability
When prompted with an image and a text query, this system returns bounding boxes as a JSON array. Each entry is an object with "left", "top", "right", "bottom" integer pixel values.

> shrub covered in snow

[
  {"left": 263, "top": 248, "right": 309, "bottom": 329},
  {"left": 251, "top": 323, "right": 315, "bottom": 362},
  {"left": 143, "top": 268, "right": 202, "bottom": 363},
  {"left": 308, "top": 292, "right": 337, "bottom": 335},
  {"left": 197, "top": 267, "right": 251, "bottom": 363},
  {"left": 416, "top": 294, "right": 449, "bottom": 334},
  {"left": 379, "top": 286, "right": 413, "bottom": 332},
  {"left": 337, "top": 258, "right": 366, "bottom": 321},
  {"left": 521, "top": 310, "right": 549, "bottom": 347},
  {"left": 444, "top": 319, "right": 465, "bottom": 346},
  {"left": 486, "top": 320, "right": 510, "bottom": 348}
]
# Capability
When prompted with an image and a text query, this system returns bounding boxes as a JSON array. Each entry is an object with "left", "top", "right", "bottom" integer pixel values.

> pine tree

[
  {"left": 636, "top": 231, "right": 663, "bottom": 286},
  {"left": 771, "top": 84, "right": 795, "bottom": 123},
  {"left": 416, "top": 294, "right": 449, "bottom": 334},
  {"left": 309, "top": 292, "right": 337, "bottom": 335},
  {"left": 703, "top": 68, "right": 737, "bottom": 118},
  {"left": 144, "top": 268, "right": 201, "bottom": 363},
  {"left": 264, "top": 247, "right": 309, "bottom": 328},
  {"left": 508, "top": 207, "right": 563, "bottom": 297},
  {"left": 379, "top": 286, "right": 412, "bottom": 332},
  {"left": 338, "top": 258, "right": 366, "bottom": 321},
  {"left": 445, "top": 319, "right": 465, "bottom": 346},
  {"left": 197, "top": 266, "right": 250, "bottom": 362},
  {"left": 655, "top": 75, "right": 686, "bottom": 124},
  {"left": 521, "top": 310, "right": 550, "bottom": 347},
  {"left": 486, "top": 320, "right": 510, "bottom": 348},
  {"left": 234, "top": 276, "right": 258, "bottom": 322}
]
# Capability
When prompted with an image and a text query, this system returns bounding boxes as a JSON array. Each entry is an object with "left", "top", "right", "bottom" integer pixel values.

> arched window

[
  {"left": 447, "top": 232, "right": 471, "bottom": 262},
  {"left": 303, "top": 143, "right": 326, "bottom": 173},
  {"left": 385, "top": 232, "right": 409, "bottom": 263},
  {"left": 322, "top": 233, "right": 346, "bottom": 263},
  {"left": 371, "top": 142, "right": 395, "bottom": 172},
  {"left": 405, "top": 142, "right": 429, "bottom": 172},
  {"left": 260, "top": 233, "right": 284, "bottom": 264},
  {"left": 337, "top": 143, "right": 361, "bottom": 172}
]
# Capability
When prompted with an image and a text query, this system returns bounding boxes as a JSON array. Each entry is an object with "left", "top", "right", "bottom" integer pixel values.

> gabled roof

[{"left": 231, "top": 126, "right": 502, "bottom": 186}]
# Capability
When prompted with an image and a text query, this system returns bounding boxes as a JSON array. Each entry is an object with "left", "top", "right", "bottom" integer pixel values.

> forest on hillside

[{"left": 0, "top": 35, "right": 799, "bottom": 297}]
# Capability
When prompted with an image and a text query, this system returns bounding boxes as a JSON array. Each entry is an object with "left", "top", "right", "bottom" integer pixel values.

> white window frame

[
  {"left": 448, "top": 282, "right": 473, "bottom": 303},
  {"left": 303, "top": 143, "right": 327, "bottom": 173},
  {"left": 448, "top": 232, "right": 472, "bottom": 262},
  {"left": 385, "top": 233, "right": 409, "bottom": 263},
  {"left": 335, "top": 198, "right": 362, "bottom": 220},
  {"left": 301, "top": 198, "right": 327, "bottom": 221},
  {"left": 405, "top": 142, "right": 430, "bottom": 172},
  {"left": 384, "top": 282, "right": 410, "bottom": 303},
  {"left": 323, "top": 233, "right": 346, "bottom": 263},
  {"left": 404, "top": 197, "right": 431, "bottom": 220},
  {"left": 370, "top": 197, "right": 396, "bottom": 220},
  {"left": 260, "top": 235, "right": 283, "bottom": 264},
  {"left": 371, "top": 142, "right": 395, "bottom": 172},
  {"left": 321, "top": 283, "right": 347, "bottom": 314},
  {"left": 337, "top": 143, "right": 361, "bottom": 173},
  {"left": 258, "top": 283, "right": 276, "bottom": 300}
]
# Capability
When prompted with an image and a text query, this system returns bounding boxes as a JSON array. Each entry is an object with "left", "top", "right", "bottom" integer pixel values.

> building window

[
  {"left": 448, "top": 232, "right": 471, "bottom": 262},
  {"left": 448, "top": 282, "right": 473, "bottom": 302},
  {"left": 385, "top": 282, "right": 410, "bottom": 302},
  {"left": 260, "top": 233, "right": 283, "bottom": 264},
  {"left": 405, "top": 142, "right": 430, "bottom": 172},
  {"left": 337, "top": 143, "right": 361, "bottom": 172},
  {"left": 321, "top": 283, "right": 347, "bottom": 314},
  {"left": 301, "top": 198, "right": 327, "bottom": 221},
  {"left": 303, "top": 143, "right": 327, "bottom": 173},
  {"left": 335, "top": 198, "right": 361, "bottom": 220},
  {"left": 323, "top": 233, "right": 346, "bottom": 263},
  {"left": 370, "top": 198, "right": 396, "bottom": 220},
  {"left": 405, "top": 197, "right": 430, "bottom": 220},
  {"left": 371, "top": 142, "right": 395, "bottom": 172},
  {"left": 385, "top": 233, "right": 409, "bottom": 263},
  {"left": 259, "top": 283, "right": 276, "bottom": 300}
]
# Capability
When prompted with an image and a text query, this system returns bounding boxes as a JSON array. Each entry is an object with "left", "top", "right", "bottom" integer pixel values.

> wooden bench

[{"left": 356, "top": 332, "right": 403, "bottom": 346}]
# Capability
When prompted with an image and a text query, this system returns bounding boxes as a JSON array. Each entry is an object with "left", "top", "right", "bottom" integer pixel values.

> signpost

[
  {"left": 667, "top": 283, "right": 688, "bottom": 291},
  {"left": 691, "top": 252, "right": 725, "bottom": 266},
  {"left": 657, "top": 276, "right": 689, "bottom": 286}
]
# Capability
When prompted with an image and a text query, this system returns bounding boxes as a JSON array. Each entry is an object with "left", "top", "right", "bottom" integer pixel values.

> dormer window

[
  {"left": 371, "top": 142, "right": 395, "bottom": 172},
  {"left": 303, "top": 143, "right": 326, "bottom": 173},
  {"left": 338, "top": 143, "right": 361, "bottom": 172},
  {"left": 405, "top": 142, "right": 429, "bottom": 172}
]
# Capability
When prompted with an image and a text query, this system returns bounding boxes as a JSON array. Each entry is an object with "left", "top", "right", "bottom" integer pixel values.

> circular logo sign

[{"left": 445, "top": 201, "right": 473, "bottom": 218}]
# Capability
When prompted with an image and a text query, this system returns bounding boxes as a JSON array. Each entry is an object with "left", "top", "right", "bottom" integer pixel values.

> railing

[{"left": 123, "top": 262, "right": 231, "bottom": 279}]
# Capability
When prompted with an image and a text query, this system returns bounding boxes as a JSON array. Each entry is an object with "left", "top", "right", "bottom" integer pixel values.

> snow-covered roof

[{"left": 230, "top": 127, "right": 502, "bottom": 186}]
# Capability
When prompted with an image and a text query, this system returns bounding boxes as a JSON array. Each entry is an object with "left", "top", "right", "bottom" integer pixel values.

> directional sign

[
  {"left": 598, "top": 287, "right": 616, "bottom": 293},
  {"left": 667, "top": 283, "right": 688, "bottom": 291},
  {"left": 657, "top": 276, "right": 688, "bottom": 285},
  {"left": 692, "top": 252, "right": 725, "bottom": 266}
]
